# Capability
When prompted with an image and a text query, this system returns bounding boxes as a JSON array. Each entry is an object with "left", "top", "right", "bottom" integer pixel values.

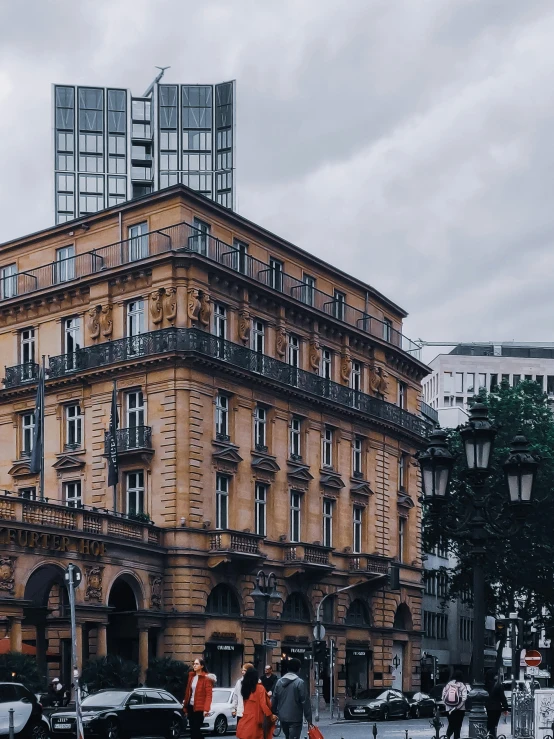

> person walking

[
  {"left": 485, "top": 670, "right": 509, "bottom": 739},
  {"left": 442, "top": 670, "right": 468, "bottom": 739},
  {"left": 184, "top": 658, "right": 213, "bottom": 739},
  {"left": 233, "top": 662, "right": 255, "bottom": 725},
  {"left": 271, "top": 659, "right": 313, "bottom": 739},
  {"left": 260, "top": 666, "right": 278, "bottom": 697},
  {"left": 236, "top": 667, "right": 276, "bottom": 739}
]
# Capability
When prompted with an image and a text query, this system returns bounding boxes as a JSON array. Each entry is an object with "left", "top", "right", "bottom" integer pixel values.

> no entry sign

[{"left": 524, "top": 650, "right": 542, "bottom": 667}]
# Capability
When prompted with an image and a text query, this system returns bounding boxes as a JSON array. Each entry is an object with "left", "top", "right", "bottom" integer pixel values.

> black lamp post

[
  {"left": 251, "top": 570, "right": 281, "bottom": 669},
  {"left": 417, "top": 403, "right": 539, "bottom": 739}
]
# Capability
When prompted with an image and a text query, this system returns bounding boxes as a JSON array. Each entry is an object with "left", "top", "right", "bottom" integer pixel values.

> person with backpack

[
  {"left": 442, "top": 670, "right": 468, "bottom": 739},
  {"left": 485, "top": 670, "right": 509, "bottom": 739},
  {"left": 271, "top": 659, "right": 314, "bottom": 739}
]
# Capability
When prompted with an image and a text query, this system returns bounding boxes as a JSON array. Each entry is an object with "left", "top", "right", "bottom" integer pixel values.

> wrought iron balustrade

[
  {"left": 104, "top": 426, "right": 152, "bottom": 454},
  {"left": 4, "top": 361, "right": 39, "bottom": 387},
  {"left": 421, "top": 401, "right": 439, "bottom": 424},
  {"left": 48, "top": 328, "right": 430, "bottom": 438}
]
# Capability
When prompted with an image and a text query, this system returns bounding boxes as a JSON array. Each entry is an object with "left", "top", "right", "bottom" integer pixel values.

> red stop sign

[{"left": 524, "top": 650, "right": 542, "bottom": 667}]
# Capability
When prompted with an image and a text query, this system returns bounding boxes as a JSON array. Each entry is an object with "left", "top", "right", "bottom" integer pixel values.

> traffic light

[
  {"left": 495, "top": 618, "right": 508, "bottom": 642},
  {"left": 312, "top": 640, "right": 327, "bottom": 665}
]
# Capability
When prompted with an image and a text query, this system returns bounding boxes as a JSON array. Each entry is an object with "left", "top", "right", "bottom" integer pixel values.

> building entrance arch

[{"left": 107, "top": 574, "right": 142, "bottom": 663}]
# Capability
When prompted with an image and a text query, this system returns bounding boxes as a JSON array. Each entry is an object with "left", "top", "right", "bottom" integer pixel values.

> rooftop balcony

[
  {"left": 43, "top": 328, "right": 430, "bottom": 439},
  {"left": 0, "top": 220, "right": 422, "bottom": 361}
]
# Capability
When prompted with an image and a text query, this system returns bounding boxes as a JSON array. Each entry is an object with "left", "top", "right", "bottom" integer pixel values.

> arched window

[
  {"left": 282, "top": 592, "right": 310, "bottom": 622},
  {"left": 393, "top": 602, "right": 413, "bottom": 630},
  {"left": 345, "top": 599, "right": 370, "bottom": 627},
  {"left": 206, "top": 584, "right": 240, "bottom": 616}
]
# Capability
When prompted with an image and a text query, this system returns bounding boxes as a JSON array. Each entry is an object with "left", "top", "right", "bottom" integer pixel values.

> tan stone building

[{"left": 0, "top": 185, "right": 433, "bottom": 700}]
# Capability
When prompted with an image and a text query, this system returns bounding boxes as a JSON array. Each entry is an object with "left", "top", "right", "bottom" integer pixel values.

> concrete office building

[{"left": 53, "top": 76, "right": 235, "bottom": 224}]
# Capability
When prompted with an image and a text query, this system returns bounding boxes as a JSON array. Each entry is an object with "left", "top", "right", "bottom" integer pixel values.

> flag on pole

[
  {"left": 30, "top": 364, "right": 45, "bottom": 475},
  {"left": 107, "top": 382, "right": 119, "bottom": 488}
]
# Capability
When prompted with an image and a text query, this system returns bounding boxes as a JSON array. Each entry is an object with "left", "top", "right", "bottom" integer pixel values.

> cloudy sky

[{"left": 1, "top": 0, "right": 553, "bottom": 354}]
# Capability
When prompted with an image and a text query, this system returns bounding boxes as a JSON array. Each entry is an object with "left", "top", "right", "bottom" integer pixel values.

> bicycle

[{"left": 273, "top": 718, "right": 282, "bottom": 737}]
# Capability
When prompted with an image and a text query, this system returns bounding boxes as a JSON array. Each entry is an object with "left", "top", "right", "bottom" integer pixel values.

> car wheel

[
  {"left": 415, "top": 707, "right": 421, "bottom": 719},
  {"left": 30, "top": 722, "right": 49, "bottom": 739},
  {"left": 106, "top": 718, "right": 120, "bottom": 739},
  {"left": 214, "top": 716, "right": 227, "bottom": 736},
  {"left": 165, "top": 717, "right": 182, "bottom": 739},
  {"left": 382, "top": 708, "right": 389, "bottom": 721}
]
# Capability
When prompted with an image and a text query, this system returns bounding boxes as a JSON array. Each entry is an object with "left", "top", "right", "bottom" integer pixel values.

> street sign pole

[
  {"left": 329, "top": 640, "right": 334, "bottom": 719},
  {"left": 315, "top": 659, "right": 320, "bottom": 723},
  {"left": 66, "top": 564, "right": 83, "bottom": 739}
]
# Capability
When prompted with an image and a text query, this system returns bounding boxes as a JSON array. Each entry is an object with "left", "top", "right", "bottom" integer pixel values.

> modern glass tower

[{"left": 53, "top": 77, "right": 236, "bottom": 223}]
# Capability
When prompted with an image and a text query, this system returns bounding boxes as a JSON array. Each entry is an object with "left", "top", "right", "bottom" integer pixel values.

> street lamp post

[
  {"left": 251, "top": 571, "right": 281, "bottom": 670},
  {"left": 417, "top": 403, "right": 539, "bottom": 739}
]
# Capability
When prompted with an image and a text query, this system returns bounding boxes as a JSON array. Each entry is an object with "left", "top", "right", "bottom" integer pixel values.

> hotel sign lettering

[{"left": 0, "top": 528, "right": 106, "bottom": 557}]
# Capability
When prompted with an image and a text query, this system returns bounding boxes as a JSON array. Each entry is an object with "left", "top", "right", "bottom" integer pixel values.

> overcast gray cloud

[{"left": 1, "top": 0, "right": 554, "bottom": 353}]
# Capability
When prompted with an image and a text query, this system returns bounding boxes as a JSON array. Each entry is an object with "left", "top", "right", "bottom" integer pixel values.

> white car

[
  {"left": 201, "top": 688, "right": 237, "bottom": 735},
  {"left": 0, "top": 682, "right": 49, "bottom": 739}
]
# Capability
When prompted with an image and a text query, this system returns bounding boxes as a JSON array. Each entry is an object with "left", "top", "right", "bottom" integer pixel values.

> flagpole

[
  {"left": 112, "top": 380, "right": 118, "bottom": 513},
  {"left": 39, "top": 356, "right": 45, "bottom": 502}
]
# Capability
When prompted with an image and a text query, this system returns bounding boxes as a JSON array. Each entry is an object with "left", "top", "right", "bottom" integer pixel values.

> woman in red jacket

[
  {"left": 237, "top": 667, "right": 276, "bottom": 739},
  {"left": 183, "top": 658, "right": 213, "bottom": 739}
]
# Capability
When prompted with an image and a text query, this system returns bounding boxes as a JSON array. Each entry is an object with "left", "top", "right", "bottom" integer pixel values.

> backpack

[{"left": 444, "top": 682, "right": 462, "bottom": 708}]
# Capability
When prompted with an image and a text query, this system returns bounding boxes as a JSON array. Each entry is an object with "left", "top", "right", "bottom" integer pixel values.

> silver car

[
  {"left": 201, "top": 688, "right": 237, "bottom": 735},
  {"left": 0, "top": 682, "right": 49, "bottom": 739}
]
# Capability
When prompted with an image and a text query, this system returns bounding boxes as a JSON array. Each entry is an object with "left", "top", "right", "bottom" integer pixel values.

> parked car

[
  {"left": 344, "top": 689, "right": 410, "bottom": 721},
  {"left": 0, "top": 682, "right": 49, "bottom": 739},
  {"left": 405, "top": 691, "right": 436, "bottom": 718},
  {"left": 50, "top": 688, "right": 185, "bottom": 739},
  {"left": 201, "top": 688, "right": 237, "bottom": 735}
]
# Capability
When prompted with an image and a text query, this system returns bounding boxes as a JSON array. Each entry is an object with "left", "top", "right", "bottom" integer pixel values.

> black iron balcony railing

[
  {"left": 48, "top": 328, "right": 429, "bottom": 438},
  {"left": 420, "top": 401, "right": 439, "bottom": 425},
  {"left": 104, "top": 426, "right": 152, "bottom": 455},
  {"left": 0, "top": 219, "right": 421, "bottom": 360},
  {"left": 3, "top": 361, "right": 39, "bottom": 388}
]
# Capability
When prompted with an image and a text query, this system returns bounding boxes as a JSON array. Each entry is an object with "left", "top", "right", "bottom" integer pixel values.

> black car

[
  {"left": 50, "top": 688, "right": 185, "bottom": 739},
  {"left": 405, "top": 691, "right": 436, "bottom": 718},
  {"left": 344, "top": 689, "right": 410, "bottom": 721},
  {"left": 0, "top": 682, "right": 49, "bottom": 739}
]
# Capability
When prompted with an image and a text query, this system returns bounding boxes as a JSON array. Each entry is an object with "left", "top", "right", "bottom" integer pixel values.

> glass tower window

[{"left": 78, "top": 88, "right": 103, "bottom": 132}]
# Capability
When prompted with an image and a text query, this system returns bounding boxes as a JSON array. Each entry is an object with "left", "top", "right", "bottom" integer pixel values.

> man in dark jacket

[
  {"left": 485, "top": 670, "right": 509, "bottom": 739},
  {"left": 271, "top": 659, "right": 313, "bottom": 739},
  {"left": 261, "top": 665, "right": 278, "bottom": 696}
]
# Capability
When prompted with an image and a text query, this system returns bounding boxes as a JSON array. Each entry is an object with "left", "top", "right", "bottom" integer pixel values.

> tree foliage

[
  {"left": 424, "top": 381, "right": 554, "bottom": 629},
  {"left": 81, "top": 655, "right": 139, "bottom": 692},
  {"left": 0, "top": 652, "right": 45, "bottom": 692},
  {"left": 145, "top": 657, "right": 190, "bottom": 700}
]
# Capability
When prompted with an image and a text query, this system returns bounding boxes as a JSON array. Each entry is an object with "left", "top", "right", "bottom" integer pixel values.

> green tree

[
  {"left": 146, "top": 657, "right": 190, "bottom": 701},
  {"left": 0, "top": 652, "right": 45, "bottom": 692},
  {"left": 81, "top": 655, "right": 139, "bottom": 692},
  {"left": 424, "top": 381, "right": 554, "bottom": 632}
]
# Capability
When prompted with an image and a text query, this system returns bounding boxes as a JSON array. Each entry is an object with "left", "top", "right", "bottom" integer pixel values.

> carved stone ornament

[
  {"left": 376, "top": 367, "right": 388, "bottom": 395},
  {"left": 150, "top": 575, "right": 163, "bottom": 610},
  {"left": 100, "top": 304, "right": 113, "bottom": 338},
  {"left": 276, "top": 327, "right": 287, "bottom": 357},
  {"left": 369, "top": 365, "right": 381, "bottom": 395},
  {"left": 238, "top": 310, "right": 250, "bottom": 344},
  {"left": 150, "top": 289, "right": 164, "bottom": 325},
  {"left": 199, "top": 292, "right": 211, "bottom": 327},
  {"left": 84, "top": 565, "right": 104, "bottom": 602},
  {"left": 0, "top": 556, "right": 16, "bottom": 593},
  {"left": 309, "top": 339, "right": 321, "bottom": 372},
  {"left": 340, "top": 353, "right": 351, "bottom": 384},
  {"left": 188, "top": 288, "right": 201, "bottom": 321},
  {"left": 87, "top": 306, "right": 101, "bottom": 340},
  {"left": 164, "top": 287, "right": 177, "bottom": 323}
]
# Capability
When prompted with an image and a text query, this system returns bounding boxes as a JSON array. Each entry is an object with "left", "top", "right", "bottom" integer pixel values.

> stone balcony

[
  {"left": 207, "top": 530, "right": 266, "bottom": 569},
  {"left": 283, "top": 543, "right": 334, "bottom": 577}
]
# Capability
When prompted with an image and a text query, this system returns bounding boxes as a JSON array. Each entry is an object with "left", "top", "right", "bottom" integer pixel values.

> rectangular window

[
  {"left": 20, "top": 328, "right": 35, "bottom": 365},
  {"left": 216, "top": 474, "right": 229, "bottom": 530},
  {"left": 126, "top": 299, "right": 145, "bottom": 337},
  {"left": 290, "top": 491, "right": 301, "bottom": 542},
  {"left": 233, "top": 239, "right": 248, "bottom": 274},
  {"left": 455, "top": 372, "right": 464, "bottom": 393},
  {"left": 65, "top": 404, "right": 83, "bottom": 449},
  {"left": 352, "top": 436, "right": 363, "bottom": 477},
  {"left": 55, "top": 245, "right": 75, "bottom": 283},
  {"left": 269, "top": 258, "right": 283, "bottom": 292},
  {"left": 536, "top": 375, "right": 544, "bottom": 391},
  {"left": 398, "top": 381, "right": 407, "bottom": 409},
  {"left": 215, "top": 393, "right": 229, "bottom": 440},
  {"left": 513, "top": 374, "right": 521, "bottom": 387},
  {"left": 350, "top": 361, "right": 361, "bottom": 392},
  {"left": 21, "top": 413, "right": 35, "bottom": 457},
  {"left": 288, "top": 334, "right": 300, "bottom": 367},
  {"left": 252, "top": 320, "right": 265, "bottom": 354},
  {"left": 290, "top": 416, "right": 302, "bottom": 460},
  {"left": 437, "top": 572, "right": 448, "bottom": 599},
  {"left": 320, "top": 348, "right": 332, "bottom": 379},
  {"left": 398, "top": 517, "right": 406, "bottom": 563},
  {"left": 424, "top": 571, "right": 436, "bottom": 596},
  {"left": 333, "top": 290, "right": 345, "bottom": 321},
  {"left": 1, "top": 264, "right": 17, "bottom": 299},
  {"left": 64, "top": 316, "right": 82, "bottom": 370},
  {"left": 19, "top": 487, "right": 36, "bottom": 500},
  {"left": 383, "top": 317, "right": 392, "bottom": 343},
  {"left": 255, "top": 482, "right": 267, "bottom": 537},
  {"left": 126, "top": 471, "right": 144, "bottom": 515},
  {"left": 128, "top": 222, "right": 149, "bottom": 261},
  {"left": 213, "top": 303, "right": 227, "bottom": 339},
  {"left": 353, "top": 506, "right": 363, "bottom": 554},
  {"left": 547, "top": 376, "right": 554, "bottom": 394},
  {"left": 490, "top": 374, "right": 499, "bottom": 392},
  {"left": 323, "top": 499, "right": 333, "bottom": 548},
  {"left": 436, "top": 536, "right": 448, "bottom": 558},
  {"left": 254, "top": 405, "right": 267, "bottom": 451},
  {"left": 398, "top": 452, "right": 407, "bottom": 491},
  {"left": 64, "top": 480, "right": 82, "bottom": 509},
  {"left": 126, "top": 390, "right": 145, "bottom": 430},
  {"left": 478, "top": 373, "right": 487, "bottom": 389},
  {"left": 467, "top": 373, "right": 475, "bottom": 393},
  {"left": 322, "top": 426, "right": 333, "bottom": 468},
  {"left": 443, "top": 371, "right": 453, "bottom": 394},
  {"left": 191, "top": 217, "right": 210, "bottom": 255},
  {"left": 302, "top": 274, "right": 315, "bottom": 306}
]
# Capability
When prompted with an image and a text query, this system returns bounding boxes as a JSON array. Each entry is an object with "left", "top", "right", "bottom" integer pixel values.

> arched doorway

[
  {"left": 204, "top": 584, "right": 242, "bottom": 687},
  {"left": 107, "top": 575, "right": 141, "bottom": 663},
  {"left": 345, "top": 599, "right": 372, "bottom": 697},
  {"left": 281, "top": 593, "right": 311, "bottom": 684},
  {"left": 392, "top": 603, "right": 413, "bottom": 690}
]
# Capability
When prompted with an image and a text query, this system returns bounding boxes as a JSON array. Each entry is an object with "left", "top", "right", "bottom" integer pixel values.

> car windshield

[
  {"left": 82, "top": 691, "right": 128, "bottom": 707},
  {"left": 212, "top": 690, "right": 232, "bottom": 703}
]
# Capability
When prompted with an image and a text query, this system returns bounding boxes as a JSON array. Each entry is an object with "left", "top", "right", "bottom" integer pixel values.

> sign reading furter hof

[{"left": 0, "top": 527, "right": 106, "bottom": 556}]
